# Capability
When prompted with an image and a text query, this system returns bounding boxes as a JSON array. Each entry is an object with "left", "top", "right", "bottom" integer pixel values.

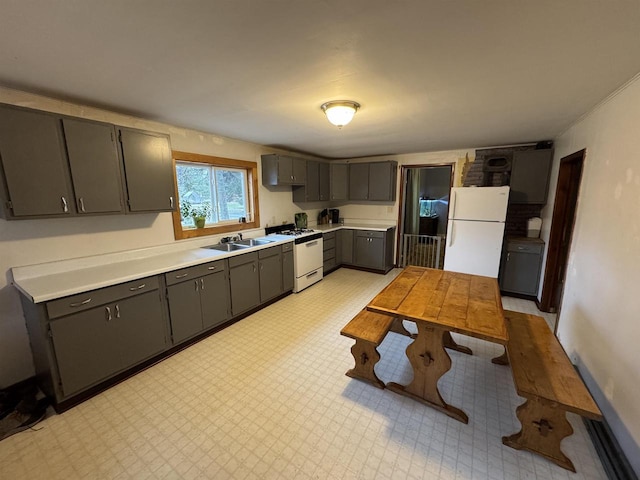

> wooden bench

[
  {"left": 501, "top": 310, "right": 602, "bottom": 472},
  {"left": 340, "top": 310, "right": 395, "bottom": 388}
]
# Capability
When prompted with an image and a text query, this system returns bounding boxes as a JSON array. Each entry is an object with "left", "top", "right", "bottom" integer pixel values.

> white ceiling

[{"left": 1, "top": 1, "right": 640, "bottom": 159}]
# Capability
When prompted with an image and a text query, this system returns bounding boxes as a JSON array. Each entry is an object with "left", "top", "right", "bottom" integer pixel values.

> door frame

[
  {"left": 396, "top": 163, "right": 454, "bottom": 266},
  {"left": 539, "top": 149, "right": 586, "bottom": 322}
]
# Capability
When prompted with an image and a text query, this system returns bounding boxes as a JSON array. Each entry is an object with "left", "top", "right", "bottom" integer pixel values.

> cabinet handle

[
  {"left": 61, "top": 196, "right": 69, "bottom": 213},
  {"left": 105, "top": 306, "right": 112, "bottom": 321},
  {"left": 260, "top": 263, "right": 263, "bottom": 270},
  {"left": 78, "top": 197, "right": 86, "bottom": 212},
  {"left": 169, "top": 196, "right": 174, "bottom": 209},
  {"left": 195, "top": 280, "right": 199, "bottom": 291},
  {"left": 253, "top": 265, "right": 256, "bottom": 272},
  {"left": 200, "top": 278, "right": 205, "bottom": 290},
  {"left": 115, "top": 304, "right": 120, "bottom": 318},
  {"left": 306, "top": 241, "right": 318, "bottom": 247},
  {"left": 128, "top": 283, "right": 146, "bottom": 291},
  {"left": 307, "top": 271, "right": 318, "bottom": 278},
  {"left": 507, "top": 253, "right": 510, "bottom": 261},
  {"left": 175, "top": 273, "right": 189, "bottom": 279},
  {"left": 70, "top": 298, "right": 91, "bottom": 307},
  {"left": 207, "top": 266, "right": 216, "bottom": 270}
]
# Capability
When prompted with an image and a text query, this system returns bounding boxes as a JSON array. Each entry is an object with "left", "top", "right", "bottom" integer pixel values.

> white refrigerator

[{"left": 443, "top": 186, "right": 510, "bottom": 278}]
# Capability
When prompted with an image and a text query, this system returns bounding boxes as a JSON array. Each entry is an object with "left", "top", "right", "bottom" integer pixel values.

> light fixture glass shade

[{"left": 321, "top": 101, "right": 360, "bottom": 127}]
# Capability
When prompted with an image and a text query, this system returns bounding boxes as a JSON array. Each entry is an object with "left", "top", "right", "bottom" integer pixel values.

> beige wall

[{"left": 542, "top": 73, "right": 640, "bottom": 471}]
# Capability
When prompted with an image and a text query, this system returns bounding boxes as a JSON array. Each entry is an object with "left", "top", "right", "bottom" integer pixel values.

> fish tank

[{"left": 419, "top": 198, "right": 437, "bottom": 217}]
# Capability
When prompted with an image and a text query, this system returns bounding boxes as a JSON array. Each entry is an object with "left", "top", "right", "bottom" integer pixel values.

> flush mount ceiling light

[{"left": 321, "top": 100, "right": 360, "bottom": 128}]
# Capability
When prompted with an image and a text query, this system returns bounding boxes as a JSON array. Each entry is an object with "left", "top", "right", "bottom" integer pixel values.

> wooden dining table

[{"left": 366, "top": 266, "right": 508, "bottom": 423}]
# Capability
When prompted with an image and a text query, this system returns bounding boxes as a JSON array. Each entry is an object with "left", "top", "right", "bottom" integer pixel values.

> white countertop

[
  {"left": 313, "top": 223, "right": 396, "bottom": 233},
  {"left": 12, "top": 235, "right": 293, "bottom": 304}
]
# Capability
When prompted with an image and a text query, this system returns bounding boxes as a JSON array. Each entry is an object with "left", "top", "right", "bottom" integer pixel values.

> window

[{"left": 171, "top": 151, "right": 260, "bottom": 240}]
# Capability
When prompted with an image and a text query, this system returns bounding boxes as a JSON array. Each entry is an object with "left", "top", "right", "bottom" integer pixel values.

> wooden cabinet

[
  {"left": 0, "top": 103, "right": 175, "bottom": 219},
  {"left": 259, "top": 246, "right": 283, "bottom": 303},
  {"left": 165, "top": 259, "right": 230, "bottom": 344},
  {"left": 353, "top": 228, "right": 395, "bottom": 272},
  {"left": 500, "top": 239, "right": 544, "bottom": 296},
  {"left": 62, "top": 118, "right": 123, "bottom": 214},
  {"left": 282, "top": 243, "right": 294, "bottom": 292},
  {"left": 348, "top": 161, "right": 397, "bottom": 201},
  {"left": 118, "top": 127, "right": 175, "bottom": 213},
  {"left": 229, "top": 252, "right": 261, "bottom": 316},
  {"left": 509, "top": 149, "right": 553, "bottom": 204},
  {"left": 323, "top": 231, "right": 338, "bottom": 274},
  {"left": 25, "top": 276, "right": 168, "bottom": 400},
  {"left": 261, "top": 154, "right": 306, "bottom": 186},
  {"left": 330, "top": 163, "right": 349, "bottom": 201},
  {"left": 0, "top": 105, "right": 75, "bottom": 218}
]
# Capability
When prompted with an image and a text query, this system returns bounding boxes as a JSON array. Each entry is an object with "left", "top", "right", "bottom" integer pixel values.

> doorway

[
  {"left": 539, "top": 149, "right": 585, "bottom": 324},
  {"left": 397, "top": 164, "right": 453, "bottom": 268}
]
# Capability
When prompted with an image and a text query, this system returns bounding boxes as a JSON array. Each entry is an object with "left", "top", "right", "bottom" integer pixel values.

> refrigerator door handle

[
  {"left": 450, "top": 190, "right": 457, "bottom": 219},
  {"left": 449, "top": 222, "right": 454, "bottom": 246}
]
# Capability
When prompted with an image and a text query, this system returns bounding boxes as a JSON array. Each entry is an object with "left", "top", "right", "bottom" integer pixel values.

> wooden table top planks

[{"left": 367, "top": 266, "right": 508, "bottom": 345}]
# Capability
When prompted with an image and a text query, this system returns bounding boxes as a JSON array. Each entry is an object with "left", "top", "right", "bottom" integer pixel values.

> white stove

[{"left": 266, "top": 224, "right": 323, "bottom": 292}]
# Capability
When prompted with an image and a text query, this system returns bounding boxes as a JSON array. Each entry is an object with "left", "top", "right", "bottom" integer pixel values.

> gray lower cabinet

[
  {"left": 340, "top": 229, "right": 355, "bottom": 265},
  {"left": 509, "top": 149, "right": 553, "bottom": 204},
  {"left": 39, "top": 276, "right": 168, "bottom": 399},
  {"left": 229, "top": 252, "right": 261, "bottom": 316},
  {"left": 0, "top": 105, "right": 75, "bottom": 218},
  {"left": 323, "top": 231, "right": 337, "bottom": 273},
  {"left": 259, "top": 246, "right": 283, "bottom": 302},
  {"left": 330, "top": 163, "right": 349, "bottom": 201},
  {"left": 353, "top": 228, "right": 395, "bottom": 272},
  {"left": 282, "top": 243, "right": 294, "bottom": 292},
  {"left": 166, "top": 259, "right": 230, "bottom": 343},
  {"left": 119, "top": 127, "right": 175, "bottom": 213},
  {"left": 499, "top": 239, "right": 544, "bottom": 296}
]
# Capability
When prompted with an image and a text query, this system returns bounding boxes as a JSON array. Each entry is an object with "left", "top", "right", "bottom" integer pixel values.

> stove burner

[{"left": 281, "top": 229, "right": 315, "bottom": 236}]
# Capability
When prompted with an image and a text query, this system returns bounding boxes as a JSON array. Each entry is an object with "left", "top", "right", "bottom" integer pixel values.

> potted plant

[{"left": 180, "top": 200, "right": 212, "bottom": 228}]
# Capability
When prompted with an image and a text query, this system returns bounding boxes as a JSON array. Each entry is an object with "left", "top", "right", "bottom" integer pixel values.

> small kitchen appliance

[{"left": 329, "top": 208, "right": 340, "bottom": 224}]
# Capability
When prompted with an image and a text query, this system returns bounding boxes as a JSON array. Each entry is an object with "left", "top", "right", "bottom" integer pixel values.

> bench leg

[
  {"left": 345, "top": 340, "right": 385, "bottom": 389},
  {"left": 491, "top": 347, "right": 509, "bottom": 365},
  {"left": 502, "top": 397, "right": 576, "bottom": 472}
]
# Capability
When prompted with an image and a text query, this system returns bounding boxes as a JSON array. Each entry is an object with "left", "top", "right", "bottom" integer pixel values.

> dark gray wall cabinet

[
  {"left": 330, "top": 163, "right": 349, "bottom": 201},
  {"left": 261, "top": 154, "right": 306, "bottom": 186},
  {"left": 499, "top": 239, "right": 544, "bottom": 296},
  {"left": 0, "top": 103, "right": 175, "bottom": 219},
  {"left": 293, "top": 160, "right": 331, "bottom": 203},
  {"left": 509, "top": 150, "right": 553, "bottom": 204},
  {"left": 349, "top": 161, "right": 398, "bottom": 201}
]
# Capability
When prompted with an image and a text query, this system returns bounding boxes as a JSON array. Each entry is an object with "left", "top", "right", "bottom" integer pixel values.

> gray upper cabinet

[
  {"left": 348, "top": 161, "right": 397, "bottom": 201},
  {"left": 509, "top": 149, "right": 553, "bottom": 204},
  {"left": 261, "top": 154, "right": 306, "bottom": 186},
  {"left": 292, "top": 160, "right": 330, "bottom": 203},
  {"left": 330, "top": 163, "right": 349, "bottom": 201},
  {"left": 318, "top": 162, "right": 330, "bottom": 201},
  {"left": 62, "top": 118, "right": 123, "bottom": 214},
  {"left": 0, "top": 105, "right": 74, "bottom": 218},
  {"left": 119, "top": 128, "right": 175, "bottom": 213}
]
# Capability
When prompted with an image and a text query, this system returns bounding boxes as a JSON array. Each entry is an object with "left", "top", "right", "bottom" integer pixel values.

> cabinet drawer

[
  {"left": 47, "top": 276, "right": 160, "bottom": 319},
  {"left": 323, "top": 258, "right": 337, "bottom": 272},
  {"left": 228, "top": 251, "right": 258, "bottom": 268},
  {"left": 258, "top": 245, "right": 281, "bottom": 259},
  {"left": 165, "top": 260, "right": 226, "bottom": 286},
  {"left": 323, "top": 232, "right": 336, "bottom": 241},
  {"left": 323, "top": 237, "right": 336, "bottom": 251},
  {"left": 506, "top": 242, "right": 544, "bottom": 254},
  {"left": 323, "top": 248, "right": 335, "bottom": 262},
  {"left": 355, "top": 230, "right": 384, "bottom": 239},
  {"left": 281, "top": 242, "right": 293, "bottom": 253}
]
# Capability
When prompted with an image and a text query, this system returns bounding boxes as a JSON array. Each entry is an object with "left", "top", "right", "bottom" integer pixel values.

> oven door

[{"left": 294, "top": 237, "right": 323, "bottom": 277}]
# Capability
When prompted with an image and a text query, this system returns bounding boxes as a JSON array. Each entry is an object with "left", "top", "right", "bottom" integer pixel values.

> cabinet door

[
  {"left": 510, "top": 150, "right": 553, "bottom": 204},
  {"left": 50, "top": 306, "right": 121, "bottom": 396},
  {"left": 305, "top": 161, "right": 319, "bottom": 201},
  {"left": 349, "top": 163, "right": 369, "bottom": 200},
  {"left": 282, "top": 250, "right": 294, "bottom": 292},
  {"left": 114, "top": 291, "right": 167, "bottom": 367},
  {"left": 230, "top": 261, "right": 260, "bottom": 316},
  {"left": 119, "top": 128, "right": 175, "bottom": 212},
  {"left": 292, "top": 157, "right": 307, "bottom": 184},
  {"left": 318, "top": 162, "right": 330, "bottom": 201},
  {"left": 259, "top": 253, "right": 282, "bottom": 303},
  {"left": 0, "top": 106, "right": 73, "bottom": 217},
  {"left": 369, "top": 162, "right": 394, "bottom": 201},
  {"left": 340, "top": 229, "right": 354, "bottom": 264},
  {"left": 200, "top": 271, "right": 231, "bottom": 330},
  {"left": 500, "top": 251, "right": 541, "bottom": 296},
  {"left": 277, "top": 156, "right": 294, "bottom": 184},
  {"left": 167, "top": 279, "right": 204, "bottom": 344},
  {"left": 331, "top": 164, "right": 348, "bottom": 201},
  {"left": 355, "top": 236, "right": 384, "bottom": 270},
  {"left": 63, "top": 118, "right": 124, "bottom": 214}
]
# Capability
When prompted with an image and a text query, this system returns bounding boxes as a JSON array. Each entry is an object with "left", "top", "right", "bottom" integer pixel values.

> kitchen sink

[
  {"left": 204, "top": 243, "right": 251, "bottom": 252},
  {"left": 233, "top": 238, "right": 274, "bottom": 247}
]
